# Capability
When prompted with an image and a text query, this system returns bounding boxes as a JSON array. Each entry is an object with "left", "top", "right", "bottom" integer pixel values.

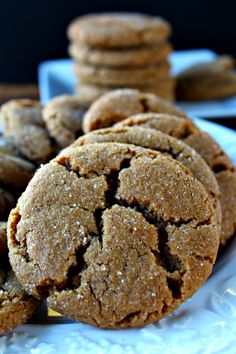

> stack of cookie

[{"left": 68, "top": 13, "right": 175, "bottom": 105}]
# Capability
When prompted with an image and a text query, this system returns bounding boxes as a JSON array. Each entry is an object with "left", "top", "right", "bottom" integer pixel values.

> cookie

[
  {"left": 116, "top": 113, "right": 236, "bottom": 246},
  {"left": 8, "top": 143, "right": 219, "bottom": 328},
  {"left": 76, "top": 79, "right": 175, "bottom": 104},
  {"left": 68, "top": 13, "right": 171, "bottom": 48},
  {"left": 0, "top": 152, "right": 34, "bottom": 189},
  {"left": 42, "top": 95, "right": 86, "bottom": 148},
  {"left": 73, "top": 126, "right": 221, "bottom": 233},
  {"left": 176, "top": 56, "right": 236, "bottom": 101},
  {"left": 82, "top": 89, "right": 187, "bottom": 133},
  {"left": 0, "top": 136, "right": 19, "bottom": 156},
  {"left": 0, "top": 188, "right": 16, "bottom": 219},
  {"left": 74, "top": 60, "right": 170, "bottom": 86},
  {"left": 0, "top": 99, "right": 54, "bottom": 164},
  {"left": 69, "top": 41, "right": 172, "bottom": 67},
  {"left": 0, "top": 223, "right": 39, "bottom": 334}
]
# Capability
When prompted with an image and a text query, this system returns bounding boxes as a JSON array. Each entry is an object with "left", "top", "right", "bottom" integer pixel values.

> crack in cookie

[{"left": 8, "top": 143, "right": 219, "bottom": 328}]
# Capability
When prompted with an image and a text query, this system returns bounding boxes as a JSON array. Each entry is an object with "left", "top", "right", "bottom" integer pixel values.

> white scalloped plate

[{"left": 1, "top": 119, "right": 236, "bottom": 354}]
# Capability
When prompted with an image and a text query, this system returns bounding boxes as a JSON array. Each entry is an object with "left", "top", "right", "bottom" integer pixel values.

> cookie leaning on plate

[
  {"left": 176, "top": 56, "right": 236, "bottom": 101},
  {"left": 0, "top": 223, "right": 39, "bottom": 334},
  {"left": 8, "top": 143, "right": 219, "bottom": 328},
  {"left": 82, "top": 89, "right": 187, "bottom": 133},
  {"left": 116, "top": 113, "right": 236, "bottom": 247},
  {"left": 68, "top": 13, "right": 171, "bottom": 48}
]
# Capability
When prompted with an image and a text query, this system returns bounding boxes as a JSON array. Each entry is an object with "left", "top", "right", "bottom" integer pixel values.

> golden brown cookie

[
  {"left": 176, "top": 56, "right": 236, "bottom": 101},
  {"left": 8, "top": 143, "right": 219, "bottom": 328},
  {"left": 0, "top": 188, "right": 16, "bottom": 220},
  {"left": 42, "top": 95, "right": 86, "bottom": 148},
  {"left": 68, "top": 13, "right": 171, "bottom": 48},
  {"left": 76, "top": 79, "right": 175, "bottom": 104},
  {"left": 74, "top": 60, "right": 170, "bottom": 86},
  {"left": 82, "top": 89, "right": 187, "bottom": 133},
  {"left": 0, "top": 222, "right": 39, "bottom": 334},
  {"left": 0, "top": 99, "right": 54, "bottom": 164},
  {"left": 73, "top": 126, "right": 221, "bottom": 233},
  {"left": 0, "top": 136, "right": 19, "bottom": 156},
  {"left": 116, "top": 113, "right": 236, "bottom": 246},
  {"left": 69, "top": 41, "right": 172, "bottom": 67},
  {"left": 0, "top": 152, "right": 34, "bottom": 188}
]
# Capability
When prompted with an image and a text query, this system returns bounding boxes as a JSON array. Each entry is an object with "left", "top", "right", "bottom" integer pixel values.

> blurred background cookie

[
  {"left": 68, "top": 13, "right": 175, "bottom": 103},
  {"left": 42, "top": 95, "right": 86, "bottom": 148},
  {"left": 0, "top": 99, "right": 55, "bottom": 164},
  {"left": 176, "top": 55, "right": 236, "bottom": 101}
]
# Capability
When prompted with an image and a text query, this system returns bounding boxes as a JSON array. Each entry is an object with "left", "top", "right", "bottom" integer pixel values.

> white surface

[
  {"left": 1, "top": 119, "right": 236, "bottom": 354},
  {"left": 38, "top": 49, "right": 236, "bottom": 118}
]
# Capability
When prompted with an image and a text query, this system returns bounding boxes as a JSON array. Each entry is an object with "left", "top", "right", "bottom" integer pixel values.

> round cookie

[
  {"left": 68, "top": 13, "right": 171, "bottom": 48},
  {"left": 0, "top": 223, "right": 39, "bottom": 334},
  {"left": 116, "top": 113, "right": 236, "bottom": 246},
  {"left": 0, "top": 136, "right": 19, "bottom": 156},
  {"left": 176, "top": 56, "right": 236, "bottom": 101},
  {"left": 42, "top": 95, "right": 86, "bottom": 148},
  {"left": 0, "top": 99, "right": 54, "bottom": 164},
  {"left": 0, "top": 188, "right": 16, "bottom": 219},
  {"left": 74, "top": 60, "right": 170, "bottom": 86},
  {"left": 69, "top": 41, "right": 172, "bottom": 67},
  {"left": 82, "top": 89, "right": 187, "bottom": 133},
  {"left": 73, "top": 126, "right": 221, "bottom": 234},
  {"left": 8, "top": 143, "right": 219, "bottom": 328},
  {"left": 76, "top": 79, "right": 175, "bottom": 104},
  {"left": 0, "top": 152, "right": 34, "bottom": 188}
]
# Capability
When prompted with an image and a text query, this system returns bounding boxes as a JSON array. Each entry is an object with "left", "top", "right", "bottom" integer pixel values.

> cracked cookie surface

[
  {"left": 82, "top": 89, "right": 187, "bottom": 133},
  {"left": 0, "top": 222, "right": 39, "bottom": 334},
  {"left": 73, "top": 126, "right": 221, "bottom": 234},
  {"left": 8, "top": 143, "right": 219, "bottom": 328},
  {"left": 116, "top": 113, "right": 236, "bottom": 246}
]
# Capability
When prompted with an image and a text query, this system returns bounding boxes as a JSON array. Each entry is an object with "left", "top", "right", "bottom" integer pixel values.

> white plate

[
  {"left": 38, "top": 49, "right": 236, "bottom": 119},
  {"left": 1, "top": 119, "right": 236, "bottom": 354}
]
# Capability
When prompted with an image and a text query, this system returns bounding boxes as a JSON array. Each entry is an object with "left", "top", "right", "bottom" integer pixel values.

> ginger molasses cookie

[
  {"left": 76, "top": 79, "right": 175, "bottom": 104},
  {"left": 42, "top": 95, "right": 86, "bottom": 148},
  {"left": 74, "top": 60, "right": 170, "bottom": 86},
  {"left": 0, "top": 152, "right": 34, "bottom": 188},
  {"left": 68, "top": 13, "right": 171, "bottom": 48},
  {"left": 69, "top": 42, "right": 172, "bottom": 68},
  {"left": 0, "top": 99, "right": 54, "bottom": 164},
  {"left": 82, "top": 89, "right": 187, "bottom": 133},
  {"left": 176, "top": 56, "right": 236, "bottom": 101},
  {"left": 8, "top": 143, "right": 219, "bottom": 328},
  {"left": 0, "top": 136, "right": 19, "bottom": 156},
  {"left": 0, "top": 223, "right": 39, "bottom": 334},
  {"left": 0, "top": 188, "right": 16, "bottom": 220},
  {"left": 116, "top": 113, "right": 236, "bottom": 246},
  {"left": 73, "top": 126, "right": 221, "bottom": 233}
]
